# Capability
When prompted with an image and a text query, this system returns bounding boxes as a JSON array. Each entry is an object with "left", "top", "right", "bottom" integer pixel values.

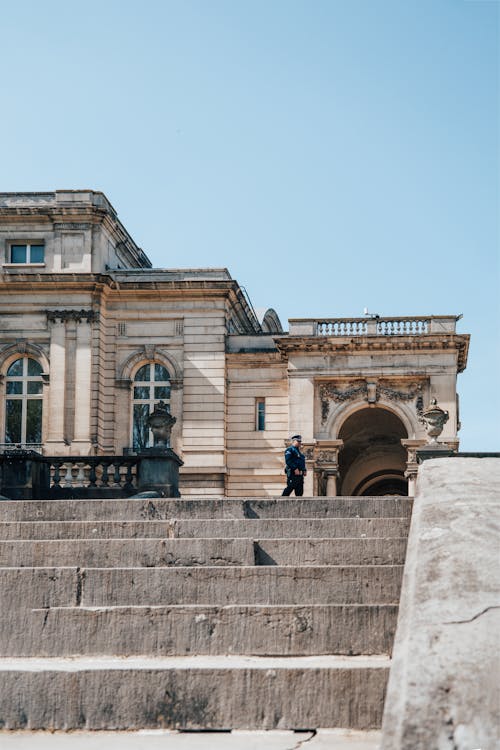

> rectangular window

[
  {"left": 8, "top": 243, "right": 45, "bottom": 264},
  {"left": 255, "top": 398, "right": 266, "bottom": 431}
]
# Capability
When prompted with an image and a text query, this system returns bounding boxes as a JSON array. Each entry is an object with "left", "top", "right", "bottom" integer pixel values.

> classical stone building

[{"left": 0, "top": 190, "right": 469, "bottom": 496}]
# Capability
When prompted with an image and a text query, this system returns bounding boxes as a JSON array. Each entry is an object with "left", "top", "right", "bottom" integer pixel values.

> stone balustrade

[
  {"left": 288, "top": 316, "right": 459, "bottom": 337},
  {"left": 49, "top": 457, "right": 139, "bottom": 495}
]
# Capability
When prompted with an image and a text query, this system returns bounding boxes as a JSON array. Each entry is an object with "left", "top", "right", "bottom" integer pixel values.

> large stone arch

[
  {"left": 326, "top": 396, "right": 417, "bottom": 441},
  {"left": 335, "top": 404, "right": 410, "bottom": 496}
]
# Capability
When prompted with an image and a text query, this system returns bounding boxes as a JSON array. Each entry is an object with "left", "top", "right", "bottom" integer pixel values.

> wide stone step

[
  {"left": 0, "top": 517, "right": 411, "bottom": 540},
  {"left": 3, "top": 604, "right": 398, "bottom": 657},
  {"left": 255, "top": 538, "right": 407, "bottom": 566},
  {"left": 0, "top": 654, "right": 390, "bottom": 730},
  {"left": 0, "top": 566, "right": 403, "bottom": 609},
  {"left": 80, "top": 565, "right": 403, "bottom": 606},
  {"left": 0, "top": 537, "right": 407, "bottom": 567},
  {"left": 0, "top": 539, "right": 255, "bottom": 568},
  {"left": 0, "top": 496, "right": 413, "bottom": 521}
]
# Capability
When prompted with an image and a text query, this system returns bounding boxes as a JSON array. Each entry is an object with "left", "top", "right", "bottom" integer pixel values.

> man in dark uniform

[{"left": 282, "top": 434, "right": 307, "bottom": 496}]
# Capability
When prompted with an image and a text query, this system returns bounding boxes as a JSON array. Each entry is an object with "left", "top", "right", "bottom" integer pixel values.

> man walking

[{"left": 282, "top": 434, "right": 307, "bottom": 496}]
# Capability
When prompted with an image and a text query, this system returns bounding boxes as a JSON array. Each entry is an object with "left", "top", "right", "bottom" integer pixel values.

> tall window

[
  {"left": 255, "top": 397, "right": 266, "bottom": 431},
  {"left": 5, "top": 357, "right": 43, "bottom": 445},
  {"left": 132, "top": 362, "right": 171, "bottom": 450}
]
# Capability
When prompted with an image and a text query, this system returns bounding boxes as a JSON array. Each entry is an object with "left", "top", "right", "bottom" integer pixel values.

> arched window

[
  {"left": 132, "top": 362, "right": 171, "bottom": 450},
  {"left": 4, "top": 357, "right": 43, "bottom": 446}
]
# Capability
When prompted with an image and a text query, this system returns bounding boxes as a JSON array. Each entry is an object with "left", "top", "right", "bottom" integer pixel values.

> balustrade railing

[
  {"left": 0, "top": 452, "right": 140, "bottom": 499},
  {"left": 288, "top": 316, "right": 447, "bottom": 337},
  {"left": 316, "top": 320, "right": 368, "bottom": 336},
  {"left": 315, "top": 317, "right": 430, "bottom": 336},
  {"left": 48, "top": 457, "right": 139, "bottom": 493}
]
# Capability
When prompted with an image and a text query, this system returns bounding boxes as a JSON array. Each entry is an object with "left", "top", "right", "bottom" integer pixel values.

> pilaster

[{"left": 45, "top": 317, "right": 66, "bottom": 451}]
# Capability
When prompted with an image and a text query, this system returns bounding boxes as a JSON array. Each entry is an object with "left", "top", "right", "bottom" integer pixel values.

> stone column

[
  {"left": 169, "top": 378, "right": 183, "bottom": 457},
  {"left": 313, "top": 440, "right": 344, "bottom": 496},
  {"left": 45, "top": 316, "right": 66, "bottom": 452},
  {"left": 64, "top": 317, "right": 77, "bottom": 445},
  {"left": 325, "top": 470, "right": 338, "bottom": 496},
  {"left": 401, "top": 439, "right": 426, "bottom": 496},
  {"left": 72, "top": 318, "right": 92, "bottom": 454}
]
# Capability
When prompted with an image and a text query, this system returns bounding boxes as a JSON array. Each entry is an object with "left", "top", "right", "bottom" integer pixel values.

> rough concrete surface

[
  {"left": 0, "top": 656, "right": 389, "bottom": 730},
  {"left": 0, "top": 517, "right": 410, "bottom": 540},
  {"left": 381, "top": 458, "right": 500, "bottom": 750},
  {"left": 0, "top": 496, "right": 412, "bottom": 522},
  {"left": 0, "top": 728, "right": 382, "bottom": 750},
  {"left": 79, "top": 565, "right": 403, "bottom": 606},
  {"left": 0, "top": 538, "right": 255, "bottom": 568},
  {"left": 3, "top": 604, "right": 398, "bottom": 657}
]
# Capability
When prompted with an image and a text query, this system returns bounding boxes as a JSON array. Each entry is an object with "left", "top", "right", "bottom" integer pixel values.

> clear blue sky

[{"left": 1, "top": 0, "right": 498, "bottom": 450}]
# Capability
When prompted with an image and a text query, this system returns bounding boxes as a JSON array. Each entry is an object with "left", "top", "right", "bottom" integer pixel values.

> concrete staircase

[{"left": 0, "top": 495, "right": 412, "bottom": 731}]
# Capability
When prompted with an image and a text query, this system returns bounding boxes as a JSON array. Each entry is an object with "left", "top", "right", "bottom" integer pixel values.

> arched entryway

[{"left": 338, "top": 407, "right": 408, "bottom": 496}]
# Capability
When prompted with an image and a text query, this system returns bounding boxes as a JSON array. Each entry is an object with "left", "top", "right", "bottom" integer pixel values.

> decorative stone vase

[
  {"left": 146, "top": 401, "right": 176, "bottom": 449},
  {"left": 420, "top": 399, "right": 449, "bottom": 445}
]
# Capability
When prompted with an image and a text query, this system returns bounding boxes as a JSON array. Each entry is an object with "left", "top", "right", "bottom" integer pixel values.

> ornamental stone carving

[
  {"left": 420, "top": 399, "right": 449, "bottom": 445},
  {"left": 46, "top": 309, "right": 98, "bottom": 324},
  {"left": 316, "top": 450, "right": 337, "bottom": 464},
  {"left": 147, "top": 401, "right": 177, "bottom": 449},
  {"left": 320, "top": 380, "right": 425, "bottom": 424}
]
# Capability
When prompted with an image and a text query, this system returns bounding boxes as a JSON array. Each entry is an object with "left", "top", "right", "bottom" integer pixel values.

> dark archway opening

[{"left": 338, "top": 407, "right": 408, "bottom": 496}]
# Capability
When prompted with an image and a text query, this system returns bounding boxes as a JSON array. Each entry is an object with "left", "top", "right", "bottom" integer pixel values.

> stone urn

[
  {"left": 146, "top": 401, "right": 176, "bottom": 449},
  {"left": 420, "top": 398, "right": 449, "bottom": 445}
]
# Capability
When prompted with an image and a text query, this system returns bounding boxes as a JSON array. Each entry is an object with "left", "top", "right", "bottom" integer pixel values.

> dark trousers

[{"left": 282, "top": 474, "right": 304, "bottom": 496}]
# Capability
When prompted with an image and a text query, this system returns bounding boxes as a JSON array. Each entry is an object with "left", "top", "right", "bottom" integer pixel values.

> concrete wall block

[
  {"left": 0, "top": 539, "right": 255, "bottom": 568},
  {"left": 80, "top": 565, "right": 403, "bottom": 606},
  {"left": 0, "top": 658, "right": 389, "bottom": 730},
  {"left": 0, "top": 497, "right": 413, "bottom": 521},
  {"left": 5, "top": 604, "right": 399, "bottom": 658},
  {"left": 0, "top": 517, "right": 411, "bottom": 540},
  {"left": 381, "top": 458, "right": 500, "bottom": 750}
]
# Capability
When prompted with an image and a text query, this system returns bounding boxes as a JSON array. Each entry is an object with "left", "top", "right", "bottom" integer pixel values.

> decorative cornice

[
  {"left": 46, "top": 309, "right": 99, "bottom": 324},
  {"left": 274, "top": 334, "right": 470, "bottom": 373}
]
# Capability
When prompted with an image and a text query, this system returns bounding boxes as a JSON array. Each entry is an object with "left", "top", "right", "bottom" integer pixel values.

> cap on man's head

[{"left": 291, "top": 434, "right": 302, "bottom": 441}]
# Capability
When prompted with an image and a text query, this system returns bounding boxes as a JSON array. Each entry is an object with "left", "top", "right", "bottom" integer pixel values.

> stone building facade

[{"left": 0, "top": 191, "right": 469, "bottom": 496}]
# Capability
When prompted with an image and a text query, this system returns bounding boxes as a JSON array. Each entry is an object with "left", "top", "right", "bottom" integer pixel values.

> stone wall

[{"left": 381, "top": 457, "right": 500, "bottom": 750}]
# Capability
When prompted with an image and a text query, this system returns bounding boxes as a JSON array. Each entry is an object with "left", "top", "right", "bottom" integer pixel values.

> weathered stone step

[
  {"left": 0, "top": 654, "right": 390, "bottom": 730},
  {"left": 80, "top": 566, "right": 403, "bottom": 606},
  {"left": 0, "top": 517, "right": 411, "bottom": 540},
  {"left": 255, "top": 538, "right": 407, "bottom": 566},
  {"left": 3, "top": 604, "right": 398, "bottom": 657},
  {"left": 0, "top": 566, "right": 403, "bottom": 610},
  {"left": 0, "top": 539, "right": 255, "bottom": 568},
  {"left": 0, "top": 496, "right": 413, "bottom": 522},
  {"left": 0, "top": 537, "right": 407, "bottom": 567}
]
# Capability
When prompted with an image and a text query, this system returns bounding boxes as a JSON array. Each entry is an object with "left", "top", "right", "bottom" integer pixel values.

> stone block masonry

[
  {"left": 381, "top": 458, "right": 500, "bottom": 750},
  {"left": 0, "top": 493, "right": 412, "bottom": 731}
]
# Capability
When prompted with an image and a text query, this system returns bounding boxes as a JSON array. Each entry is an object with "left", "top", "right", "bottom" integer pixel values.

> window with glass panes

[
  {"left": 9, "top": 243, "right": 45, "bottom": 264},
  {"left": 132, "top": 363, "right": 171, "bottom": 450},
  {"left": 255, "top": 397, "right": 266, "bottom": 431},
  {"left": 4, "top": 357, "right": 43, "bottom": 445}
]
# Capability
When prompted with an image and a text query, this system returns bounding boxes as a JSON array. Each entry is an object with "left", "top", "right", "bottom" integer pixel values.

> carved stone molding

[
  {"left": 15, "top": 340, "right": 28, "bottom": 354},
  {"left": 53, "top": 222, "right": 91, "bottom": 231},
  {"left": 46, "top": 309, "right": 98, "bottom": 324},
  {"left": 319, "top": 379, "right": 426, "bottom": 424}
]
